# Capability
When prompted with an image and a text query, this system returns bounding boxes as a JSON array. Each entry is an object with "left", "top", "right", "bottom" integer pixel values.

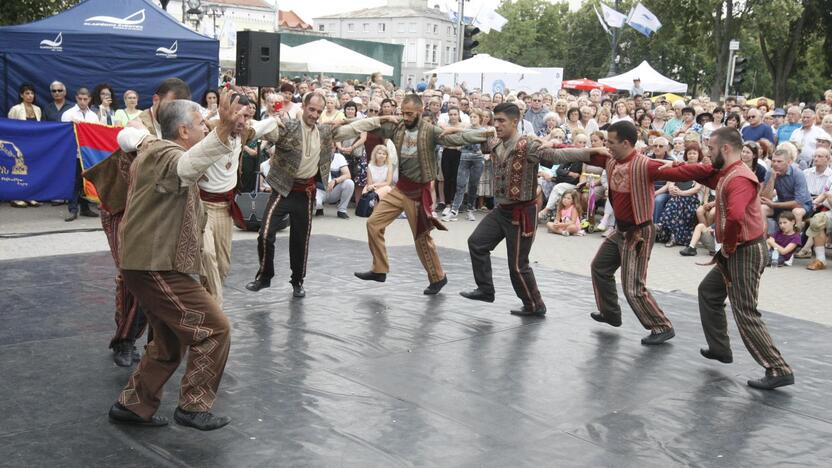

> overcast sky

[{"left": 267, "top": 0, "right": 583, "bottom": 25}]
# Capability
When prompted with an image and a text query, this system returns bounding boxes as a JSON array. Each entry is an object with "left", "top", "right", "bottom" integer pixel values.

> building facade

[{"left": 313, "top": 0, "right": 459, "bottom": 86}]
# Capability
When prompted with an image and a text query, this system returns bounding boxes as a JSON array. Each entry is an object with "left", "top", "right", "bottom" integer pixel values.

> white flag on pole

[
  {"left": 593, "top": 5, "right": 611, "bottom": 35},
  {"left": 220, "top": 15, "right": 237, "bottom": 47},
  {"left": 600, "top": 3, "right": 627, "bottom": 28},
  {"left": 473, "top": 0, "right": 507, "bottom": 33},
  {"left": 627, "top": 2, "right": 662, "bottom": 37}
]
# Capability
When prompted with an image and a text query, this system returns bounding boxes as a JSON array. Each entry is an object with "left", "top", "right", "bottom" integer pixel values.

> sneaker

[
  {"left": 679, "top": 246, "right": 698, "bottom": 256},
  {"left": 441, "top": 210, "right": 458, "bottom": 222},
  {"left": 441, "top": 206, "right": 451, "bottom": 217},
  {"left": 561, "top": 231, "right": 570, "bottom": 237},
  {"left": 466, "top": 210, "right": 476, "bottom": 221}
]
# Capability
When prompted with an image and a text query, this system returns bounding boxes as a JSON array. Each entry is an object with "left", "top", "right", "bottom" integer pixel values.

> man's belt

[
  {"left": 616, "top": 219, "right": 652, "bottom": 233},
  {"left": 396, "top": 175, "right": 447, "bottom": 237},
  {"left": 498, "top": 199, "right": 537, "bottom": 237},
  {"left": 199, "top": 189, "right": 244, "bottom": 227}
]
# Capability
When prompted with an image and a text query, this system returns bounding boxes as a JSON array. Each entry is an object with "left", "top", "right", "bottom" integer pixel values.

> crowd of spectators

[{"left": 6, "top": 72, "right": 832, "bottom": 271}]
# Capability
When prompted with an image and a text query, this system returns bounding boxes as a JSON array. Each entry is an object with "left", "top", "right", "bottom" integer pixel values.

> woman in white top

[
  {"left": 610, "top": 101, "right": 633, "bottom": 124},
  {"left": 113, "top": 90, "right": 141, "bottom": 126},
  {"left": 91, "top": 83, "right": 115, "bottom": 125},
  {"left": 364, "top": 144, "right": 394, "bottom": 199},
  {"left": 7, "top": 83, "right": 41, "bottom": 207}
]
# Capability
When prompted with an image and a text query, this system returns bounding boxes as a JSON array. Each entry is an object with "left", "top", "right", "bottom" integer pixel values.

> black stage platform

[{"left": 1, "top": 236, "right": 830, "bottom": 467}]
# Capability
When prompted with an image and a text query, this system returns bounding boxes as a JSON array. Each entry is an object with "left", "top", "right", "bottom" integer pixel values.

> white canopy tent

[
  {"left": 599, "top": 60, "right": 688, "bottom": 94},
  {"left": 280, "top": 39, "right": 394, "bottom": 76},
  {"left": 219, "top": 43, "right": 306, "bottom": 70},
  {"left": 425, "top": 54, "right": 539, "bottom": 76},
  {"left": 426, "top": 54, "right": 539, "bottom": 91}
]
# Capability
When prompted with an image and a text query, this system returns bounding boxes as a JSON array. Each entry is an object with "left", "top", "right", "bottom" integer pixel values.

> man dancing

[
  {"left": 459, "top": 103, "right": 607, "bottom": 316},
  {"left": 84, "top": 78, "right": 191, "bottom": 366},
  {"left": 354, "top": 94, "right": 493, "bottom": 294},
  {"left": 107, "top": 91, "right": 242, "bottom": 430},
  {"left": 696, "top": 127, "right": 794, "bottom": 389},
  {"left": 246, "top": 92, "right": 394, "bottom": 298},
  {"left": 584, "top": 121, "right": 715, "bottom": 345},
  {"left": 198, "top": 96, "right": 280, "bottom": 307}
]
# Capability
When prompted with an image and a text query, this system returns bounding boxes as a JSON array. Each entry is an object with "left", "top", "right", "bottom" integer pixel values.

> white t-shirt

[
  {"left": 328, "top": 152, "right": 349, "bottom": 182},
  {"left": 198, "top": 117, "right": 278, "bottom": 193},
  {"left": 61, "top": 105, "right": 99, "bottom": 123},
  {"left": 790, "top": 125, "right": 831, "bottom": 165},
  {"left": 368, "top": 163, "right": 389, "bottom": 185}
]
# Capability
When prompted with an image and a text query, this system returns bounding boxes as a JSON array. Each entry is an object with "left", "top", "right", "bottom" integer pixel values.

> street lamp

[
  {"left": 204, "top": 4, "right": 227, "bottom": 39},
  {"left": 186, "top": 0, "right": 204, "bottom": 30}
]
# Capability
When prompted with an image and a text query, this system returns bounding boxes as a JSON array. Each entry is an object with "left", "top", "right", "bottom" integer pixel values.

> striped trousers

[
  {"left": 698, "top": 239, "right": 792, "bottom": 376},
  {"left": 255, "top": 190, "right": 314, "bottom": 286},
  {"left": 200, "top": 201, "right": 233, "bottom": 308},
  {"left": 119, "top": 270, "right": 231, "bottom": 419},
  {"left": 100, "top": 209, "right": 147, "bottom": 348},
  {"left": 591, "top": 224, "right": 673, "bottom": 333}
]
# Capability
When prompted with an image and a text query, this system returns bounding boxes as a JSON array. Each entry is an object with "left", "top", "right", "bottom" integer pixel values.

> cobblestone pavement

[{"left": 1, "top": 204, "right": 828, "bottom": 325}]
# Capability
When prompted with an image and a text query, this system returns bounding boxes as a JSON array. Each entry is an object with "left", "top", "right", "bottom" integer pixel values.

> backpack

[{"left": 355, "top": 192, "right": 379, "bottom": 217}]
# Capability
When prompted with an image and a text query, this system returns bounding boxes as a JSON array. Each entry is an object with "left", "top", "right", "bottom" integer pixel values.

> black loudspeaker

[{"left": 236, "top": 31, "right": 281, "bottom": 87}]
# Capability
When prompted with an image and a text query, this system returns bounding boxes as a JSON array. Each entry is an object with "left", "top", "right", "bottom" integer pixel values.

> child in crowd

[
  {"left": 766, "top": 211, "right": 802, "bottom": 266},
  {"left": 546, "top": 189, "right": 582, "bottom": 236},
  {"left": 364, "top": 144, "right": 394, "bottom": 200}
]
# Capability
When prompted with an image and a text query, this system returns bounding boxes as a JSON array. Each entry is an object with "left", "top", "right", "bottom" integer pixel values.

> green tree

[
  {"left": 0, "top": 0, "right": 83, "bottom": 26},
  {"left": 755, "top": 0, "right": 814, "bottom": 106}
]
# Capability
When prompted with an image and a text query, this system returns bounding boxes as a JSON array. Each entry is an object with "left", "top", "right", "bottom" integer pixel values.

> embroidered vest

[
  {"left": 714, "top": 162, "right": 764, "bottom": 243},
  {"left": 493, "top": 136, "right": 539, "bottom": 202},
  {"left": 605, "top": 154, "right": 654, "bottom": 225},
  {"left": 267, "top": 120, "right": 335, "bottom": 196},
  {"left": 391, "top": 119, "right": 439, "bottom": 183}
]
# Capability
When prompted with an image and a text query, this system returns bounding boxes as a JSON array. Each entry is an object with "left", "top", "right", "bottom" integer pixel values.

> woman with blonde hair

[
  {"left": 114, "top": 90, "right": 141, "bottom": 126},
  {"left": 364, "top": 144, "right": 394, "bottom": 199}
]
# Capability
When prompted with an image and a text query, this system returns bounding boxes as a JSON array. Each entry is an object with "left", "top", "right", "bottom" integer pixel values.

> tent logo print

[
  {"left": 84, "top": 9, "right": 145, "bottom": 31},
  {"left": 156, "top": 41, "right": 178, "bottom": 58},
  {"left": 39, "top": 32, "right": 63, "bottom": 51}
]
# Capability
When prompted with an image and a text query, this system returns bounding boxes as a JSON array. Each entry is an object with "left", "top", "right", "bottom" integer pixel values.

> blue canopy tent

[{"left": 0, "top": 0, "right": 219, "bottom": 115}]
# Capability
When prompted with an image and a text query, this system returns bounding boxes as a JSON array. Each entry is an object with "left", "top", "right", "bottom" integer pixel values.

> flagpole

[{"left": 605, "top": 0, "right": 621, "bottom": 77}]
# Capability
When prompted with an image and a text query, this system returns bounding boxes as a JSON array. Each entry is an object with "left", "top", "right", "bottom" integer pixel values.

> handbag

[{"left": 355, "top": 191, "right": 379, "bottom": 217}]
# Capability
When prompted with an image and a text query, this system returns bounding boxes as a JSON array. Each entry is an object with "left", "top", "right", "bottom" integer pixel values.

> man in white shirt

[
  {"left": 61, "top": 88, "right": 99, "bottom": 123},
  {"left": 62, "top": 88, "right": 100, "bottom": 221},
  {"left": 790, "top": 108, "right": 832, "bottom": 169},
  {"left": 439, "top": 96, "right": 470, "bottom": 125},
  {"left": 315, "top": 151, "right": 355, "bottom": 219},
  {"left": 803, "top": 147, "right": 832, "bottom": 197}
]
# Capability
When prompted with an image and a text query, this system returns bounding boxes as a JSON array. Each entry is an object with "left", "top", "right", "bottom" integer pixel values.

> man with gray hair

[
  {"left": 42, "top": 80, "right": 73, "bottom": 122},
  {"left": 107, "top": 91, "right": 244, "bottom": 430},
  {"left": 790, "top": 108, "right": 832, "bottom": 168},
  {"left": 525, "top": 93, "right": 549, "bottom": 135}
]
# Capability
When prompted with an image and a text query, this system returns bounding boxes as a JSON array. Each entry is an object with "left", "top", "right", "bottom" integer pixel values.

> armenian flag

[{"left": 74, "top": 122, "right": 122, "bottom": 203}]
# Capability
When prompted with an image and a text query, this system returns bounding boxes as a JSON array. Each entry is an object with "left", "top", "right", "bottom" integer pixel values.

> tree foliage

[
  {"left": 0, "top": 0, "right": 83, "bottom": 26},
  {"left": 476, "top": 0, "right": 830, "bottom": 104}
]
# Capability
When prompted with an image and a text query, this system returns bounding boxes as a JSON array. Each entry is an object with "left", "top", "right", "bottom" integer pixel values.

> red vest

[
  {"left": 605, "top": 153, "right": 654, "bottom": 225},
  {"left": 714, "top": 162, "right": 764, "bottom": 243}
]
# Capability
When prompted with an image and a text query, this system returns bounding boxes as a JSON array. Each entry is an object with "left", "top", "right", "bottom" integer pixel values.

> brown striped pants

[
  {"left": 100, "top": 209, "right": 147, "bottom": 348},
  {"left": 698, "top": 239, "right": 792, "bottom": 376},
  {"left": 366, "top": 187, "right": 445, "bottom": 283},
  {"left": 591, "top": 224, "right": 674, "bottom": 333},
  {"left": 118, "top": 270, "right": 231, "bottom": 419}
]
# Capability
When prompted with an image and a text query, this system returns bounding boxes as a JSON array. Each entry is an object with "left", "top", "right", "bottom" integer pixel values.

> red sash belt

[
  {"left": 499, "top": 199, "right": 537, "bottom": 237},
  {"left": 199, "top": 189, "right": 244, "bottom": 227},
  {"left": 396, "top": 175, "right": 447, "bottom": 237},
  {"left": 291, "top": 177, "right": 317, "bottom": 196}
]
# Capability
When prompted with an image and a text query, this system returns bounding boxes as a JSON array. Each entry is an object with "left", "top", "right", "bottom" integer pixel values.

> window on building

[
  {"left": 398, "top": 23, "right": 405, "bottom": 33},
  {"left": 318, "top": 24, "right": 325, "bottom": 32},
  {"left": 409, "top": 22, "right": 416, "bottom": 32},
  {"left": 407, "top": 40, "right": 416, "bottom": 63},
  {"left": 445, "top": 46, "right": 450, "bottom": 63},
  {"left": 425, "top": 44, "right": 431, "bottom": 62},
  {"left": 348, "top": 23, "right": 354, "bottom": 32},
  {"left": 433, "top": 24, "right": 438, "bottom": 34},
  {"left": 378, "top": 23, "right": 386, "bottom": 32},
  {"left": 432, "top": 45, "right": 438, "bottom": 64},
  {"left": 363, "top": 23, "right": 369, "bottom": 33},
  {"left": 447, "top": 26, "right": 451, "bottom": 36},
  {"left": 426, "top": 23, "right": 431, "bottom": 33},
  {"left": 452, "top": 47, "right": 457, "bottom": 60}
]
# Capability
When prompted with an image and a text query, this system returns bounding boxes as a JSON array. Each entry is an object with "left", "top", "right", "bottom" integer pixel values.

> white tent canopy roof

[
  {"left": 219, "top": 43, "right": 306, "bottom": 70},
  {"left": 281, "top": 39, "right": 394, "bottom": 76},
  {"left": 599, "top": 60, "right": 688, "bottom": 93},
  {"left": 425, "top": 54, "right": 539, "bottom": 76}
]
